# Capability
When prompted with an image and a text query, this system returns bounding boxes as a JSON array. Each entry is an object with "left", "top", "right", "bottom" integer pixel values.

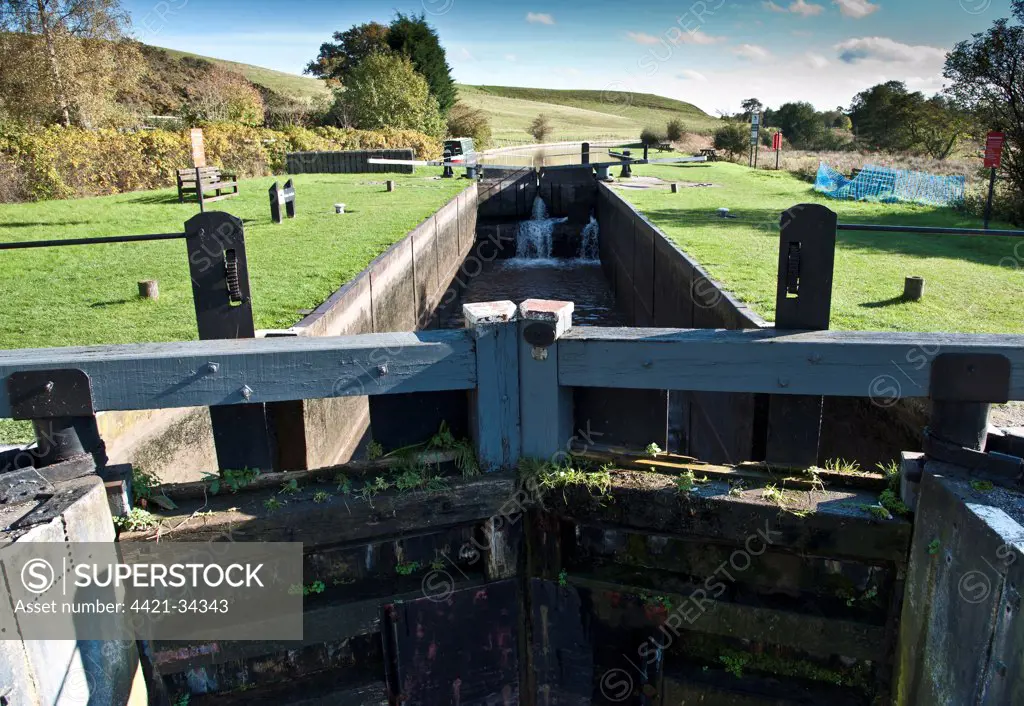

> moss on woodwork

[{"left": 518, "top": 458, "right": 613, "bottom": 504}]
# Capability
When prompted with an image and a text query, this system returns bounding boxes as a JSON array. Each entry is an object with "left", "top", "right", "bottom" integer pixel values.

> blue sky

[{"left": 124, "top": 0, "right": 1016, "bottom": 114}]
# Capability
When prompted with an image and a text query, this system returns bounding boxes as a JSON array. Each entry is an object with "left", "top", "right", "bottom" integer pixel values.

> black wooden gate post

[
  {"left": 764, "top": 204, "right": 837, "bottom": 467},
  {"left": 184, "top": 212, "right": 276, "bottom": 470}
]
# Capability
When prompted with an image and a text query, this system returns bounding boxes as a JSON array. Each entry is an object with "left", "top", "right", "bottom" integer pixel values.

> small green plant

[
  {"left": 263, "top": 497, "right": 283, "bottom": 512},
  {"left": 970, "top": 480, "right": 994, "bottom": 493},
  {"left": 131, "top": 467, "right": 160, "bottom": 503},
  {"left": 288, "top": 581, "right": 326, "bottom": 596},
  {"left": 928, "top": 539, "right": 941, "bottom": 555},
  {"left": 279, "top": 478, "right": 300, "bottom": 495},
  {"left": 113, "top": 508, "right": 160, "bottom": 532},
  {"left": 645, "top": 442, "right": 664, "bottom": 457},
  {"left": 172, "top": 694, "right": 190, "bottom": 706},
  {"left": 203, "top": 468, "right": 261, "bottom": 495},
  {"left": 862, "top": 504, "right": 892, "bottom": 520},
  {"left": 762, "top": 484, "right": 785, "bottom": 505},
  {"left": 878, "top": 488, "right": 910, "bottom": 516},
  {"left": 675, "top": 469, "right": 709, "bottom": 494},
  {"left": 396, "top": 561, "right": 421, "bottom": 576},
  {"left": 728, "top": 481, "right": 745, "bottom": 497},
  {"left": 335, "top": 473, "right": 353, "bottom": 495},
  {"left": 824, "top": 458, "right": 861, "bottom": 474},
  {"left": 367, "top": 439, "right": 385, "bottom": 461},
  {"left": 719, "top": 653, "right": 750, "bottom": 678},
  {"left": 313, "top": 491, "right": 331, "bottom": 504},
  {"left": 431, "top": 558, "right": 445, "bottom": 571},
  {"left": 557, "top": 569, "right": 568, "bottom": 587},
  {"left": 428, "top": 421, "right": 479, "bottom": 478}
]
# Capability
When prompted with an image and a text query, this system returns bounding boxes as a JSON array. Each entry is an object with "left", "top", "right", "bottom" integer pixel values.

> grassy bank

[
  {"left": 624, "top": 161, "right": 1024, "bottom": 334},
  {"left": 0, "top": 171, "right": 462, "bottom": 350},
  {"left": 457, "top": 85, "right": 719, "bottom": 144}
]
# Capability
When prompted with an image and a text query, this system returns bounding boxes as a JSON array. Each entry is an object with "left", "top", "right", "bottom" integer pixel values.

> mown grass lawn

[
  {"left": 0, "top": 171, "right": 463, "bottom": 350},
  {"left": 0, "top": 170, "right": 463, "bottom": 443},
  {"left": 624, "top": 161, "right": 1024, "bottom": 334}
]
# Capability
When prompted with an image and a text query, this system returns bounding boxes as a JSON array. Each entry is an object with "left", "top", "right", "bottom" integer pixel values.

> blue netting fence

[{"left": 814, "top": 163, "right": 966, "bottom": 207}]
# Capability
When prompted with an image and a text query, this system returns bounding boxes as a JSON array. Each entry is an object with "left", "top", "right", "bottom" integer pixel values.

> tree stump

[
  {"left": 138, "top": 280, "right": 159, "bottom": 301},
  {"left": 903, "top": 276, "right": 924, "bottom": 301}
]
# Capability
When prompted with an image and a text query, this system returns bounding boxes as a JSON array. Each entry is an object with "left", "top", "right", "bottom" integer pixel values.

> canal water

[{"left": 443, "top": 196, "right": 627, "bottom": 328}]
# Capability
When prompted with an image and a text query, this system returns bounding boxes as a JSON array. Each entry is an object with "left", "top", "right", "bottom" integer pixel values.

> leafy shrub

[
  {"left": 666, "top": 119, "right": 684, "bottom": 142},
  {"left": 0, "top": 124, "right": 441, "bottom": 202},
  {"left": 334, "top": 53, "right": 445, "bottom": 138},
  {"left": 446, "top": 102, "right": 492, "bottom": 149},
  {"left": 713, "top": 123, "right": 748, "bottom": 159},
  {"left": 640, "top": 127, "right": 664, "bottom": 146},
  {"left": 529, "top": 114, "right": 552, "bottom": 143}
]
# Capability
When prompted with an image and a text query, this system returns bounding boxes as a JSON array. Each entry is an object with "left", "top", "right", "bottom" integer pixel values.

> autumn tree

[
  {"left": 305, "top": 22, "right": 390, "bottom": 85},
  {"left": 528, "top": 114, "right": 552, "bottom": 142},
  {"left": 0, "top": 0, "right": 138, "bottom": 127},
  {"left": 180, "top": 66, "right": 265, "bottom": 126},
  {"left": 447, "top": 101, "right": 491, "bottom": 148}
]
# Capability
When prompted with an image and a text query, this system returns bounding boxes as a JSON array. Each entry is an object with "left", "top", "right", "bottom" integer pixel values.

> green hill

[
  {"left": 155, "top": 47, "right": 331, "bottom": 103},
  {"left": 457, "top": 84, "right": 719, "bottom": 144}
]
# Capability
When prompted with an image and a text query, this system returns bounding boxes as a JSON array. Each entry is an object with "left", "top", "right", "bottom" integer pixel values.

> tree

[
  {"left": 387, "top": 13, "right": 456, "bottom": 114},
  {"left": 741, "top": 98, "right": 763, "bottom": 118},
  {"left": 305, "top": 22, "right": 390, "bottom": 84},
  {"left": 529, "top": 114, "right": 552, "bottom": 142},
  {"left": 714, "top": 123, "right": 748, "bottom": 159},
  {"left": 335, "top": 53, "right": 444, "bottom": 137},
  {"left": 773, "top": 102, "right": 825, "bottom": 149},
  {"left": 180, "top": 66, "right": 265, "bottom": 126},
  {"left": 640, "top": 127, "right": 664, "bottom": 146},
  {"left": 0, "top": 0, "right": 137, "bottom": 127},
  {"left": 666, "top": 119, "right": 684, "bottom": 142},
  {"left": 447, "top": 101, "right": 491, "bottom": 148},
  {"left": 849, "top": 81, "right": 921, "bottom": 151},
  {"left": 945, "top": 1, "right": 1024, "bottom": 203}
]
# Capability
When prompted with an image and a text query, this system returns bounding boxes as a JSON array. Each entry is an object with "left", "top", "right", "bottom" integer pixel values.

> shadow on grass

[
  {"left": 639, "top": 204, "right": 1020, "bottom": 269},
  {"left": 861, "top": 296, "right": 911, "bottom": 309},
  {"left": 90, "top": 299, "right": 134, "bottom": 308},
  {"left": 129, "top": 193, "right": 191, "bottom": 206},
  {"left": 1, "top": 220, "right": 90, "bottom": 228}
]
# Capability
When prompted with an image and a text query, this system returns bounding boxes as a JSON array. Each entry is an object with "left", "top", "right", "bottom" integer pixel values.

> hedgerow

[{"left": 0, "top": 123, "right": 440, "bottom": 202}]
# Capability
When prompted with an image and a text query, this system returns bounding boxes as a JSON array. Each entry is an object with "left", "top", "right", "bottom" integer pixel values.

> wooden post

[
  {"left": 268, "top": 181, "right": 282, "bottom": 224},
  {"left": 184, "top": 212, "right": 276, "bottom": 471},
  {"left": 137, "top": 280, "right": 158, "bottom": 300},
  {"left": 518, "top": 300, "right": 574, "bottom": 461},
  {"left": 903, "top": 276, "right": 924, "bottom": 301},
  {"left": 283, "top": 179, "right": 295, "bottom": 219},
  {"left": 387, "top": 180, "right": 396, "bottom": 192},
  {"left": 195, "top": 166, "right": 205, "bottom": 213},
  {"left": 671, "top": 183, "right": 679, "bottom": 194},
  {"left": 765, "top": 204, "right": 838, "bottom": 467},
  {"left": 465, "top": 301, "right": 520, "bottom": 471},
  {"left": 581, "top": 142, "right": 590, "bottom": 165}
]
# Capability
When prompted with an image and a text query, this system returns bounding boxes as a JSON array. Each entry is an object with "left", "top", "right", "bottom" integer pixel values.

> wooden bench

[
  {"left": 656, "top": 143, "right": 672, "bottom": 152},
  {"left": 176, "top": 167, "right": 239, "bottom": 208},
  {"left": 699, "top": 148, "right": 718, "bottom": 162}
]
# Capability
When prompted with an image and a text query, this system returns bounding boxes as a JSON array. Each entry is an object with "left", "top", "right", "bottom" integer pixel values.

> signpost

[
  {"left": 750, "top": 113, "right": 761, "bottom": 168},
  {"left": 190, "top": 128, "right": 206, "bottom": 168},
  {"left": 773, "top": 132, "right": 783, "bottom": 170},
  {"left": 984, "top": 131, "right": 1005, "bottom": 229}
]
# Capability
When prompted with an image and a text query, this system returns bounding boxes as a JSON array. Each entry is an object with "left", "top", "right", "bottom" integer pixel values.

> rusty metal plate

[
  {"left": 930, "top": 353, "right": 1010, "bottom": 403},
  {"left": 7, "top": 369, "right": 94, "bottom": 420}
]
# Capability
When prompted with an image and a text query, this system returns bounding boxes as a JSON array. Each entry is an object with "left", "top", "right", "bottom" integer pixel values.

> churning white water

[
  {"left": 578, "top": 216, "right": 600, "bottom": 261},
  {"left": 515, "top": 196, "right": 567, "bottom": 261}
]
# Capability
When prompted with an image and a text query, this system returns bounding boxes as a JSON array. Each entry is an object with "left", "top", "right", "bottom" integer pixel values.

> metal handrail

[
  {"left": 0, "top": 232, "right": 186, "bottom": 250},
  {"left": 837, "top": 223, "right": 1024, "bottom": 238}
]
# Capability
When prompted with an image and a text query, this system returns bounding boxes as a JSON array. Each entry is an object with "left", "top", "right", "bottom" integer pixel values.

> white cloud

[
  {"left": 807, "top": 52, "right": 830, "bottom": 68},
  {"left": 626, "top": 31, "right": 662, "bottom": 46},
  {"left": 834, "top": 0, "right": 880, "bottom": 18},
  {"left": 678, "top": 69, "right": 709, "bottom": 82},
  {"left": 790, "top": 0, "right": 825, "bottom": 16},
  {"left": 835, "top": 36, "right": 945, "bottom": 64},
  {"left": 504, "top": 54, "right": 518, "bottom": 62},
  {"left": 526, "top": 12, "right": 555, "bottom": 25},
  {"left": 735, "top": 44, "right": 771, "bottom": 60},
  {"left": 457, "top": 47, "right": 475, "bottom": 61},
  {"left": 765, "top": 0, "right": 824, "bottom": 16},
  {"left": 671, "top": 29, "right": 726, "bottom": 45}
]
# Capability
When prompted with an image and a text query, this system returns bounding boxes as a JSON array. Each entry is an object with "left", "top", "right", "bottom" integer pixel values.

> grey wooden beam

[
  {"left": 0, "top": 330, "right": 476, "bottom": 416},
  {"left": 519, "top": 300, "right": 574, "bottom": 460},
  {"left": 465, "top": 302, "right": 521, "bottom": 471},
  {"left": 557, "top": 328, "right": 1024, "bottom": 400}
]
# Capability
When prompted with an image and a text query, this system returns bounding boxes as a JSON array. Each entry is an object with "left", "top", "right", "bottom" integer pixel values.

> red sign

[
  {"left": 772, "top": 132, "right": 783, "bottom": 151},
  {"left": 985, "top": 131, "right": 1005, "bottom": 169}
]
